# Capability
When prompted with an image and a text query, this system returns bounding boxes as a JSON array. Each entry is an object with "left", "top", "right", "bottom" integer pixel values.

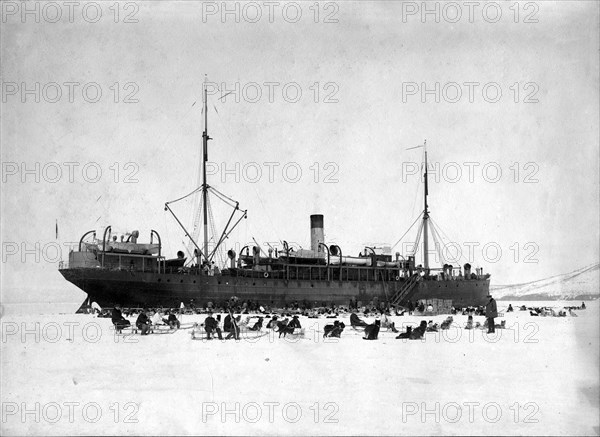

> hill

[{"left": 491, "top": 263, "right": 599, "bottom": 301}]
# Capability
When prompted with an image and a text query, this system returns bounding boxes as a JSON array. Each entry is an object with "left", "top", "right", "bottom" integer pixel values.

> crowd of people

[
  {"left": 111, "top": 295, "right": 584, "bottom": 340},
  {"left": 112, "top": 305, "right": 182, "bottom": 335}
]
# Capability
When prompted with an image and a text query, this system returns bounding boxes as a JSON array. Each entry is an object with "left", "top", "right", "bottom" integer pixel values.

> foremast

[
  {"left": 164, "top": 79, "right": 247, "bottom": 267},
  {"left": 422, "top": 140, "right": 430, "bottom": 270}
]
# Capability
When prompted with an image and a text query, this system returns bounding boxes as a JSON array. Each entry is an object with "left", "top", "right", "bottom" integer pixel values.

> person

[
  {"left": 288, "top": 315, "right": 301, "bottom": 331},
  {"left": 409, "top": 321, "right": 428, "bottom": 340},
  {"left": 485, "top": 294, "right": 498, "bottom": 333},
  {"left": 307, "top": 309, "right": 319, "bottom": 318},
  {"left": 136, "top": 310, "right": 151, "bottom": 335},
  {"left": 151, "top": 309, "right": 164, "bottom": 326},
  {"left": 238, "top": 315, "right": 251, "bottom": 330},
  {"left": 350, "top": 312, "right": 368, "bottom": 328},
  {"left": 111, "top": 304, "right": 131, "bottom": 332},
  {"left": 223, "top": 313, "right": 232, "bottom": 332},
  {"left": 323, "top": 321, "right": 345, "bottom": 338},
  {"left": 225, "top": 314, "right": 240, "bottom": 340},
  {"left": 248, "top": 317, "right": 264, "bottom": 331},
  {"left": 165, "top": 310, "right": 180, "bottom": 329},
  {"left": 380, "top": 313, "right": 399, "bottom": 333},
  {"left": 464, "top": 315, "right": 474, "bottom": 330},
  {"left": 204, "top": 311, "right": 222, "bottom": 340},
  {"left": 507, "top": 304, "right": 514, "bottom": 312},
  {"left": 581, "top": 302, "right": 586, "bottom": 310},
  {"left": 363, "top": 320, "right": 380, "bottom": 340},
  {"left": 266, "top": 316, "right": 279, "bottom": 329}
]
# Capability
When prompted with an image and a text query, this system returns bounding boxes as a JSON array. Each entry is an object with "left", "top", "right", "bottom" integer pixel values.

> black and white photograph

[{"left": 1, "top": 1, "right": 599, "bottom": 435}]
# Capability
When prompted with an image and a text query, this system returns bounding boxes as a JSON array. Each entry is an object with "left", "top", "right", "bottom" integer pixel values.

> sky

[{"left": 1, "top": 1, "right": 599, "bottom": 305}]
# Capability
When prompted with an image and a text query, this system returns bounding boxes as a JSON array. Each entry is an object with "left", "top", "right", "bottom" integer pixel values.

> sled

[{"left": 190, "top": 330, "right": 270, "bottom": 341}]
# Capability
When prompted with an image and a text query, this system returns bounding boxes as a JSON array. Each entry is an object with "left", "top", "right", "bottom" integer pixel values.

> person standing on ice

[{"left": 485, "top": 295, "right": 498, "bottom": 334}]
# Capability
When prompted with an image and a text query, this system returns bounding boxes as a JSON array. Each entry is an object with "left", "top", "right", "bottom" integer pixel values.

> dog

[
  {"left": 277, "top": 321, "right": 296, "bottom": 337},
  {"left": 440, "top": 316, "right": 454, "bottom": 330},
  {"left": 363, "top": 320, "right": 380, "bottom": 340},
  {"left": 323, "top": 321, "right": 345, "bottom": 338}
]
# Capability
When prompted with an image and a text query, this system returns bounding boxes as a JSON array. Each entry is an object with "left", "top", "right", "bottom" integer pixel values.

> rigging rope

[
  {"left": 429, "top": 217, "right": 470, "bottom": 266},
  {"left": 208, "top": 186, "right": 239, "bottom": 208},
  {"left": 391, "top": 213, "right": 424, "bottom": 250},
  {"left": 428, "top": 219, "right": 445, "bottom": 266},
  {"left": 166, "top": 185, "right": 204, "bottom": 205},
  {"left": 412, "top": 220, "right": 424, "bottom": 257}
]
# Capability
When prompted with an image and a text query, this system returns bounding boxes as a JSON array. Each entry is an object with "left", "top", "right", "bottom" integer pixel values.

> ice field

[{"left": 1, "top": 300, "right": 598, "bottom": 435}]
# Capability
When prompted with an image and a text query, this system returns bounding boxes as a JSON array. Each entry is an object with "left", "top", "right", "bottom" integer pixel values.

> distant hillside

[{"left": 491, "top": 263, "right": 599, "bottom": 301}]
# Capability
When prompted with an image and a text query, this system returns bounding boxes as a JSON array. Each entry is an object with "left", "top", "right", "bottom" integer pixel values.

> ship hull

[{"left": 60, "top": 268, "right": 490, "bottom": 309}]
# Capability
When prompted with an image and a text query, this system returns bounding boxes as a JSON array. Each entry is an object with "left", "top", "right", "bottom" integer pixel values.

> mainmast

[
  {"left": 202, "top": 80, "right": 211, "bottom": 259},
  {"left": 422, "top": 140, "right": 429, "bottom": 270}
]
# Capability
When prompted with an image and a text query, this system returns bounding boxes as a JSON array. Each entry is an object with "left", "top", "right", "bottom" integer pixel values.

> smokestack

[
  {"left": 253, "top": 246, "right": 260, "bottom": 267},
  {"left": 310, "top": 214, "right": 324, "bottom": 253}
]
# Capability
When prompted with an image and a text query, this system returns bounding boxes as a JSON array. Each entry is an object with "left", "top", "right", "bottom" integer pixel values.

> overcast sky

[{"left": 1, "top": 1, "right": 598, "bottom": 305}]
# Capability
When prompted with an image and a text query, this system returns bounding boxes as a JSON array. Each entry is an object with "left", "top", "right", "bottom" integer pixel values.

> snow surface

[{"left": 1, "top": 301, "right": 598, "bottom": 436}]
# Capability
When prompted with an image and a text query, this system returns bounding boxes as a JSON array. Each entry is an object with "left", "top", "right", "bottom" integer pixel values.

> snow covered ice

[{"left": 1, "top": 301, "right": 598, "bottom": 436}]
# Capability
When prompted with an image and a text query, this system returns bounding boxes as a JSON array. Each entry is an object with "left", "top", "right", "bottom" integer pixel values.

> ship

[{"left": 59, "top": 84, "right": 491, "bottom": 311}]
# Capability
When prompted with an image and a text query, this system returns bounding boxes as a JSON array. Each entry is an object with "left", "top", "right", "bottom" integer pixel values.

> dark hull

[{"left": 60, "top": 268, "right": 490, "bottom": 308}]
